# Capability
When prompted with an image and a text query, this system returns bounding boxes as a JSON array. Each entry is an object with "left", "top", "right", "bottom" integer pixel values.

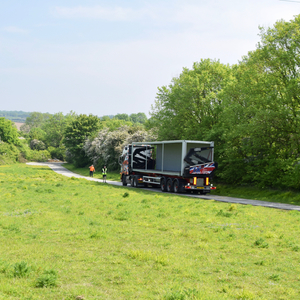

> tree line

[
  {"left": 150, "top": 15, "right": 300, "bottom": 190},
  {"left": 0, "top": 111, "right": 152, "bottom": 168}
]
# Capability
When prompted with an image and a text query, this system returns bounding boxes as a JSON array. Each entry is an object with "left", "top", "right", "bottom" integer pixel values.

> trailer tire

[
  {"left": 166, "top": 178, "right": 173, "bottom": 193},
  {"left": 173, "top": 179, "right": 180, "bottom": 193},
  {"left": 160, "top": 177, "right": 167, "bottom": 192},
  {"left": 122, "top": 175, "right": 127, "bottom": 186}
]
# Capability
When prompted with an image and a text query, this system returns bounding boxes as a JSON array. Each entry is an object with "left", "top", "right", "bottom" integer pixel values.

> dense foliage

[
  {"left": 0, "top": 117, "right": 20, "bottom": 145},
  {"left": 150, "top": 16, "right": 300, "bottom": 190},
  {"left": 84, "top": 125, "right": 156, "bottom": 170},
  {"left": 63, "top": 114, "right": 101, "bottom": 167}
]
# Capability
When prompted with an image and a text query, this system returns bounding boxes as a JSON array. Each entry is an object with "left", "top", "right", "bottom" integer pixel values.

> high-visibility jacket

[
  {"left": 89, "top": 166, "right": 95, "bottom": 172},
  {"left": 102, "top": 168, "right": 107, "bottom": 175}
]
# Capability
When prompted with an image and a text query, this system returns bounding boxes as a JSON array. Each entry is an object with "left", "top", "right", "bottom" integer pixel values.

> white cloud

[{"left": 2, "top": 26, "right": 28, "bottom": 34}]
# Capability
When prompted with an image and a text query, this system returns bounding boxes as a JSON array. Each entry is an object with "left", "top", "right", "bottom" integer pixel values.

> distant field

[
  {"left": 13, "top": 122, "right": 24, "bottom": 130},
  {"left": 0, "top": 164, "right": 300, "bottom": 299}
]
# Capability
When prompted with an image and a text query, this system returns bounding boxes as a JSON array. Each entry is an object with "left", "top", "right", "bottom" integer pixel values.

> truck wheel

[
  {"left": 130, "top": 177, "right": 134, "bottom": 187},
  {"left": 173, "top": 179, "right": 180, "bottom": 193},
  {"left": 166, "top": 178, "right": 173, "bottom": 192},
  {"left": 160, "top": 177, "right": 167, "bottom": 192},
  {"left": 122, "top": 175, "right": 127, "bottom": 186},
  {"left": 133, "top": 176, "right": 138, "bottom": 187}
]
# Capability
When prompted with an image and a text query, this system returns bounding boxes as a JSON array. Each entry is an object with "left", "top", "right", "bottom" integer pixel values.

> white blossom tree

[{"left": 84, "top": 125, "right": 156, "bottom": 170}]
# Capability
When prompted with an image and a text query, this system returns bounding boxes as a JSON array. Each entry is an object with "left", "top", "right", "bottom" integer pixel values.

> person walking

[
  {"left": 102, "top": 166, "right": 107, "bottom": 182},
  {"left": 89, "top": 164, "right": 95, "bottom": 177}
]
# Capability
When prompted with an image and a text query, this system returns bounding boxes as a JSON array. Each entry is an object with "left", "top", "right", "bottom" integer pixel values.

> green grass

[
  {"left": 63, "top": 163, "right": 121, "bottom": 182},
  {"left": 1, "top": 164, "right": 300, "bottom": 299},
  {"left": 63, "top": 164, "right": 300, "bottom": 205},
  {"left": 210, "top": 183, "right": 300, "bottom": 206}
]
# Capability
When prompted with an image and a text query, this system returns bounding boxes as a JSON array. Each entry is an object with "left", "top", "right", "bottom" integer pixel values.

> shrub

[
  {"left": 26, "top": 149, "right": 51, "bottom": 162},
  {"left": 0, "top": 142, "right": 20, "bottom": 165},
  {"left": 30, "top": 139, "right": 46, "bottom": 150},
  {"left": 13, "top": 261, "right": 31, "bottom": 278},
  {"left": 35, "top": 269, "right": 58, "bottom": 288},
  {"left": 48, "top": 145, "right": 66, "bottom": 161},
  {"left": 254, "top": 238, "right": 269, "bottom": 248}
]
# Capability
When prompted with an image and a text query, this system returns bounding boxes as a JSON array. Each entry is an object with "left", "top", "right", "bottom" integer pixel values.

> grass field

[
  {"left": 63, "top": 164, "right": 300, "bottom": 206},
  {"left": 64, "top": 163, "right": 121, "bottom": 182},
  {"left": 1, "top": 164, "right": 300, "bottom": 299}
]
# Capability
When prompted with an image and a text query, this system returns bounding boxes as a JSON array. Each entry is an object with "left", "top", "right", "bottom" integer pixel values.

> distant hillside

[{"left": 0, "top": 110, "right": 31, "bottom": 123}]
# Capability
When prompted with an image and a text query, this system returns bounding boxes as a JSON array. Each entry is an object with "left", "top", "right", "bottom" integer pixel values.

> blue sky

[{"left": 0, "top": 0, "right": 299, "bottom": 117}]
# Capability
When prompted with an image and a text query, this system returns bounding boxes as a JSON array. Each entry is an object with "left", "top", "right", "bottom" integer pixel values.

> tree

[
  {"left": 29, "top": 127, "right": 46, "bottom": 141},
  {"left": 23, "top": 112, "right": 51, "bottom": 129},
  {"left": 115, "top": 113, "right": 131, "bottom": 122},
  {"left": 101, "top": 118, "right": 133, "bottom": 131},
  {"left": 84, "top": 125, "right": 157, "bottom": 170},
  {"left": 63, "top": 114, "right": 101, "bottom": 167},
  {"left": 130, "top": 113, "right": 147, "bottom": 124},
  {"left": 150, "top": 59, "right": 232, "bottom": 140},
  {"left": 216, "top": 15, "right": 300, "bottom": 188},
  {"left": 0, "top": 117, "right": 19, "bottom": 145},
  {"left": 42, "top": 112, "right": 73, "bottom": 148}
]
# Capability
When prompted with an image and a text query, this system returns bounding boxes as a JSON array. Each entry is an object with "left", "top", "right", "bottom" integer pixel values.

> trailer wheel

[
  {"left": 122, "top": 175, "right": 127, "bottom": 186},
  {"left": 173, "top": 179, "right": 180, "bottom": 193},
  {"left": 166, "top": 178, "right": 173, "bottom": 193},
  {"left": 160, "top": 177, "right": 167, "bottom": 192}
]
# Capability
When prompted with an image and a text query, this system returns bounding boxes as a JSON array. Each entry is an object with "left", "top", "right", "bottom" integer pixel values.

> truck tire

[
  {"left": 173, "top": 179, "right": 180, "bottom": 193},
  {"left": 166, "top": 178, "right": 173, "bottom": 192},
  {"left": 130, "top": 176, "right": 134, "bottom": 187},
  {"left": 133, "top": 176, "right": 138, "bottom": 187},
  {"left": 160, "top": 177, "right": 167, "bottom": 192},
  {"left": 122, "top": 175, "right": 127, "bottom": 186}
]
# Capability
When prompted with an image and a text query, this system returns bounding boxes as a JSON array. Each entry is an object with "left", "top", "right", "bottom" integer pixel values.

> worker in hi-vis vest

[
  {"left": 102, "top": 166, "right": 107, "bottom": 182},
  {"left": 89, "top": 164, "right": 95, "bottom": 177}
]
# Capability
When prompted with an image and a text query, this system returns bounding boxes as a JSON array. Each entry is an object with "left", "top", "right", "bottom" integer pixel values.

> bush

[
  {"left": 48, "top": 145, "right": 66, "bottom": 161},
  {"left": 35, "top": 269, "right": 58, "bottom": 288},
  {"left": 30, "top": 139, "right": 46, "bottom": 150},
  {"left": 13, "top": 261, "right": 31, "bottom": 278},
  {"left": 26, "top": 149, "right": 51, "bottom": 162},
  {"left": 0, "top": 142, "right": 20, "bottom": 165}
]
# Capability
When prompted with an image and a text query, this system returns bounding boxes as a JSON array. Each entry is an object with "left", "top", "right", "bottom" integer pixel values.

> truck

[{"left": 119, "top": 140, "right": 217, "bottom": 194}]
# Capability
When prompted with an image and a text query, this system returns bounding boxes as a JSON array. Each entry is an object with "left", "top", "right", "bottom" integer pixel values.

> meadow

[
  {"left": 0, "top": 164, "right": 300, "bottom": 299},
  {"left": 63, "top": 163, "right": 300, "bottom": 206}
]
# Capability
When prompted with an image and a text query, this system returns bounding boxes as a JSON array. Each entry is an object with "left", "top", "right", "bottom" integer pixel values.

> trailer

[{"left": 119, "top": 140, "right": 217, "bottom": 194}]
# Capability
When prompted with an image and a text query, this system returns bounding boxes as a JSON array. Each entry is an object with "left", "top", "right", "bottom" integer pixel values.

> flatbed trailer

[{"left": 119, "top": 140, "right": 217, "bottom": 194}]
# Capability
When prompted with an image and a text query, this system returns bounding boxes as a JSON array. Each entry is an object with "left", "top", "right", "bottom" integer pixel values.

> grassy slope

[
  {"left": 1, "top": 164, "right": 300, "bottom": 299},
  {"left": 63, "top": 164, "right": 300, "bottom": 206}
]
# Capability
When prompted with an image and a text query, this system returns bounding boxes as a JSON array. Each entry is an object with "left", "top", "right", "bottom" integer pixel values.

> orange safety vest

[{"left": 89, "top": 166, "right": 95, "bottom": 172}]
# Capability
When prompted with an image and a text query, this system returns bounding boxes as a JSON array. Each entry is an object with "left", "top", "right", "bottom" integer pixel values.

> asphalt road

[{"left": 27, "top": 162, "right": 300, "bottom": 212}]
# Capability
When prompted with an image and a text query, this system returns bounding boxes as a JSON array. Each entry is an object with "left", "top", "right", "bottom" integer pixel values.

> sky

[{"left": 0, "top": 0, "right": 299, "bottom": 118}]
